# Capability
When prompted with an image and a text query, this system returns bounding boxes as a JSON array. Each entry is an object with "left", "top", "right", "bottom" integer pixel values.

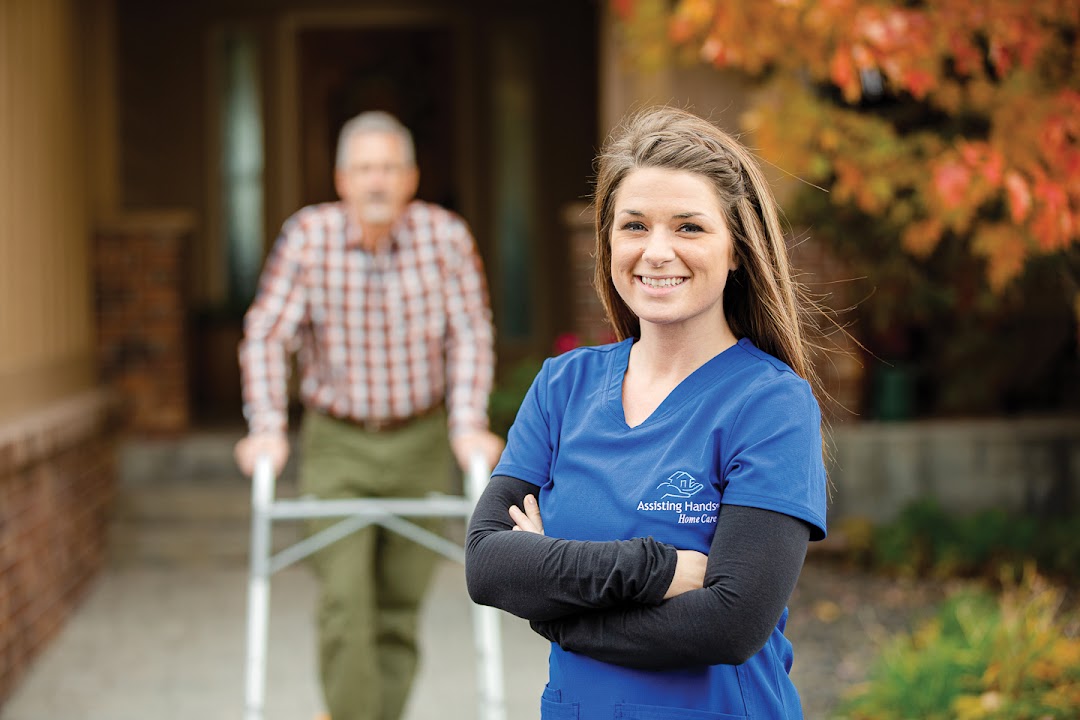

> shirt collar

[{"left": 343, "top": 201, "right": 413, "bottom": 252}]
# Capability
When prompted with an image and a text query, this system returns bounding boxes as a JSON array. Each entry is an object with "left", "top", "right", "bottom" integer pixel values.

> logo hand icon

[{"left": 657, "top": 471, "right": 704, "bottom": 499}]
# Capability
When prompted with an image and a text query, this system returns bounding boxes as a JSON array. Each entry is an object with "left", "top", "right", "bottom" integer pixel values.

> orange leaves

[
  {"left": 933, "top": 161, "right": 973, "bottom": 212},
  {"left": 1030, "top": 178, "right": 1073, "bottom": 252},
  {"left": 623, "top": 0, "right": 1080, "bottom": 295},
  {"left": 611, "top": 0, "right": 636, "bottom": 21},
  {"left": 902, "top": 219, "right": 945, "bottom": 259},
  {"left": 1004, "top": 172, "right": 1032, "bottom": 223},
  {"left": 929, "top": 142, "right": 1000, "bottom": 234},
  {"left": 972, "top": 225, "right": 1029, "bottom": 291},
  {"left": 829, "top": 48, "right": 861, "bottom": 103},
  {"left": 928, "top": 136, "right": 1077, "bottom": 274},
  {"left": 901, "top": 69, "right": 935, "bottom": 101},
  {"left": 668, "top": 0, "right": 714, "bottom": 42},
  {"left": 663, "top": 0, "right": 1073, "bottom": 111}
]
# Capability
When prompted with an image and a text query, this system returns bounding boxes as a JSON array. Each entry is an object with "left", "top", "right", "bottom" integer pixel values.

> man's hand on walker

[
  {"left": 508, "top": 493, "right": 544, "bottom": 535},
  {"left": 451, "top": 429, "right": 505, "bottom": 473},
  {"left": 234, "top": 432, "right": 290, "bottom": 477}
]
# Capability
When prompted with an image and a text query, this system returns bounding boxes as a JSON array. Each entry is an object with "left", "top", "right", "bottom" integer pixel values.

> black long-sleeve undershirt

[
  {"left": 465, "top": 476, "right": 678, "bottom": 620},
  {"left": 465, "top": 475, "right": 811, "bottom": 669}
]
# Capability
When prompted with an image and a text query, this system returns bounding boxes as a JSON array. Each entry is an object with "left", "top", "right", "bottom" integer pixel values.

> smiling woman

[
  {"left": 465, "top": 107, "right": 831, "bottom": 719},
  {"left": 609, "top": 166, "right": 739, "bottom": 351}
]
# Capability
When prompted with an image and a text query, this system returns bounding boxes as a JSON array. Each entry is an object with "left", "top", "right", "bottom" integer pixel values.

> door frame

[{"left": 272, "top": 9, "right": 478, "bottom": 240}]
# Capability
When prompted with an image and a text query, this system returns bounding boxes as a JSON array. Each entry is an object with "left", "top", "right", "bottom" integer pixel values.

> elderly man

[{"left": 236, "top": 111, "right": 503, "bottom": 720}]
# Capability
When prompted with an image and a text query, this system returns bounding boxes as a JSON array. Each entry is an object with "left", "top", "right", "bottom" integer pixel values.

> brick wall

[
  {"left": 0, "top": 390, "right": 119, "bottom": 706},
  {"left": 95, "top": 212, "right": 194, "bottom": 434}
]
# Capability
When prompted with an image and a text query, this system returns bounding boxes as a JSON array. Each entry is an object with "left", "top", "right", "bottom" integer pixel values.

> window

[{"left": 218, "top": 28, "right": 264, "bottom": 308}]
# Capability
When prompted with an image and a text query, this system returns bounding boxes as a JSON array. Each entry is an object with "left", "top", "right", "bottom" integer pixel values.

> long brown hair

[{"left": 593, "top": 106, "right": 824, "bottom": 402}]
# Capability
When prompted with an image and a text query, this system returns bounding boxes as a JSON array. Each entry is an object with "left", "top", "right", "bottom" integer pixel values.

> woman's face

[{"left": 610, "top": 167, "right": 738, "bottom": 338}]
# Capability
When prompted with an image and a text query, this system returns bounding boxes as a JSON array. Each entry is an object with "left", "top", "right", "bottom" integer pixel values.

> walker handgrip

[{"left": 466, "top": 453, "right": 490, "bottom": 506}]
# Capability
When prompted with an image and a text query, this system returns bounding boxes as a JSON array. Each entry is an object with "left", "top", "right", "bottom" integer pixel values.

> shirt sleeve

[
  {"left": 238, "top": 216, "right": 308, "bottom": 435},
  {"left": 529, "top": 504, "right": 811, "bottom": 669},
  {"left": 441, "top": 218, "right": 496, "bottom": 439},
  {"left": 465, "top": 475, "right": 678, "bottom": 621},
  {"left": 720, "top": 374, "right": 828, "bottom": 540}
]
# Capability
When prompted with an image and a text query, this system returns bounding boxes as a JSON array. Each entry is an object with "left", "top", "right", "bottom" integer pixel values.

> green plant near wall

[
  {"left": 840, "top": 499, "right": 1080, "bottom": 583},
  {"left": 835, "top": 567, "right": 1080, "bottom": 719},
  {"left": 487, "top": 333, "right": 592, "bottom": 439},
  {"left": 487, "top": 356, "right": 545, "bottom": 440}
]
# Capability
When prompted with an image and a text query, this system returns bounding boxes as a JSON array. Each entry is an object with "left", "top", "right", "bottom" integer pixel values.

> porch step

[
  {"left": 107, "top": 429, "right": 468, "bottom": 567},
  {"left": 106, "top": 478, "right": 305, "bottom": 567},
  {"left": 109, "top": 431, "right": 303, "bottom": 568}
]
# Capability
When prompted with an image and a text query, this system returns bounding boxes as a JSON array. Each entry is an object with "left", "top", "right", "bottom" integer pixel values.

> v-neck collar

[{"left": 604, "top": 337, "right": 751, "bottom": 430}]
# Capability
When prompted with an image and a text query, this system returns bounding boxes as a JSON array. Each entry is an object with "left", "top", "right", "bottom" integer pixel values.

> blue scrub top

[{"left": 494, "top": 338, "right": 827, "bottom": 720}]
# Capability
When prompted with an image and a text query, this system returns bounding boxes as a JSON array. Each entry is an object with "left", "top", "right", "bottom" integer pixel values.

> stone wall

[
  {"left": 0, "top": 390, "right": 120, "bottom": 705},
  {"left": 828, "top": 418, "right": 1080, "bottom": 524}
]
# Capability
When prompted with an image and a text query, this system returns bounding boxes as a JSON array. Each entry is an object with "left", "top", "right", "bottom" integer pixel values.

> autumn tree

[{"left": 613, "top": 0, "right": 1080, "bottom": 416}]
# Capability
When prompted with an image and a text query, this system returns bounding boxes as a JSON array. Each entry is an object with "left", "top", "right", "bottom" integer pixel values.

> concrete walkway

[
  {"left": 1, "top": 560, "right": 550, "bottom": 720},
  {"left": 0, "top": 550, "right": 945, "bottom": 720},
  {"left": 0, "top": 433, "right": 944, "bottom": 719}
]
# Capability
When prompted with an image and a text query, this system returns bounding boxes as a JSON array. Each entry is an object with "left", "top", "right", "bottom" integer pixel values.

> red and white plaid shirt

[{"left": 239, "top": 200, "right": 495, "bottom": 439}]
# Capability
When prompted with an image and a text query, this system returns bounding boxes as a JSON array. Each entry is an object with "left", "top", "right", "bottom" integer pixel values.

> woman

[{"left": 466, "top": 106, "right": 828, "bottom": 719}]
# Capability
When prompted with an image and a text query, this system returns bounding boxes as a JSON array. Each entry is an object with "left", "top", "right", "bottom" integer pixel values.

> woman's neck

[{"left": 631, "top": 324, "right": 738, "bottom": 384}]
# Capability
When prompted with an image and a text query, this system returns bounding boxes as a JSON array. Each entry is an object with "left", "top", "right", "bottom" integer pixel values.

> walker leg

[
  {"left": 466, "top": 456, "right": 506, "bottom": 720},
  {"left": 470, "top": 603, "right": 507, "bottom": 720},
  {"left": 244, "top": 456, "right": 276, "bottom": 720}
]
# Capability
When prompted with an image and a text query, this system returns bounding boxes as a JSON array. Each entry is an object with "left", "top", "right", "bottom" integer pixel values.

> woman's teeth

[{"left": 640, "top": 276, "right": 685, "bottom": 288}]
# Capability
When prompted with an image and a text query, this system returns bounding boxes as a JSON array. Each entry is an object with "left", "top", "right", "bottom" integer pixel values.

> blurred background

[{"left": 1, "top": 0, "right": 1077, "bottom": 718}]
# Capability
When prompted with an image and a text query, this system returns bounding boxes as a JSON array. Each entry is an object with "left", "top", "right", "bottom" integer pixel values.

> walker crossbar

[{"left": 244, "top": 455, "right": 506, "bottom": 720}]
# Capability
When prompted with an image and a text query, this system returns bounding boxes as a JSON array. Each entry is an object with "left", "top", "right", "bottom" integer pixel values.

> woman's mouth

[{"left": 638, "top": 276, "right": 686, "bottom": 289}]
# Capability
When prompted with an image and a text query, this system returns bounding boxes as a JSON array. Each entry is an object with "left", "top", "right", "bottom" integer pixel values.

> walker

[{"left": 243, "top": 454, "right": 505, "bottom": 720}]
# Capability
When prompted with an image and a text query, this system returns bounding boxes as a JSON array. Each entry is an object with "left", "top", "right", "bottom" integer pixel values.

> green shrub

[
  {"left": 850, "top": 499, "right": 1079, "bottom": 583},
  {"left": 835, "top": 568, "right": 1080, "bottom": 719},
  {"left": 487, "top": 357, "right": 544, "bottom": 439}
]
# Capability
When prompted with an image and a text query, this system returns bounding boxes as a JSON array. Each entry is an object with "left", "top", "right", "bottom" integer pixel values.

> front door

[{"left": 295, "top": 26, "right": 462, "bottom": 214}]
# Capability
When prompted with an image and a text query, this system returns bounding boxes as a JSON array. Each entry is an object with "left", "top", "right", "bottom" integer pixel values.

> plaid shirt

[{"left": 239, "top": 200, "right": 495, "bottom": 439}]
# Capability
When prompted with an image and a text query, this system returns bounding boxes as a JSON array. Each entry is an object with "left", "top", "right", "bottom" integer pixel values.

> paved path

[
  {"left": 1, "top": 560, "right": 549, "bottom": 720},
  {"left": 1, "top": 557, "right": 941, "bottom": 720}
]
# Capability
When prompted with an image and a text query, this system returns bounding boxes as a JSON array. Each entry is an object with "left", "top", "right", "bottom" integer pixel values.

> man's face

[{"left": 335, "top": 131, "right": 419, "bottom": 227}]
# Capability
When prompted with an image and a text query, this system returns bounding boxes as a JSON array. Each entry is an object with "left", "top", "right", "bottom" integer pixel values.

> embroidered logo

[
  {"left": 636, "top": 470, "right": 717, "bottom": 524},
  {"left": 657, "top": 471, "right": 704, "bottom": 499}
]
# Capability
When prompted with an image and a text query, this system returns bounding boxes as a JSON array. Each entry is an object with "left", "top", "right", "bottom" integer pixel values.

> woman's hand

[
  {"left": 663, "top": 550, "right": 707, "bottom": 599},
  {"left": 508, "top": 493, "right": 544, "bottom": 535}
]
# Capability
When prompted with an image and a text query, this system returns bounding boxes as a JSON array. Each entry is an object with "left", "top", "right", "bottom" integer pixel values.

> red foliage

[
  {"left": 614, "top": 0, "right": 1080, "bottom": 295},
  {"left": 552, "top": 333, "right": 583, "bottom": 355}
]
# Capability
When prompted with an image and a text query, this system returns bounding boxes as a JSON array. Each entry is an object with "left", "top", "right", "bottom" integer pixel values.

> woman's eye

[
  {"left": 679, "top": 223, "right": 704, "bottom": 233},
  {"left": 622, "top": 221, "right": 647, "bottom": 232}
]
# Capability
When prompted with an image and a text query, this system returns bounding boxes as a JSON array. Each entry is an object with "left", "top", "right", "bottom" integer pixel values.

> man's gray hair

[{"left": 335, "top": 111, "right": 416, "bottom": 168}]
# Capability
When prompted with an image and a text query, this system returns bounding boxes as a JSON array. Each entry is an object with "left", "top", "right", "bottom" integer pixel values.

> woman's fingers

[
  {"left": 524, "top": 494, "right": 544, "bottom": 534},
  {"left": 508, "top": 504, "right": 532, "bottom": 531},
  {"left": 508, "top": 499, "right": 544, "bottom": 535}
]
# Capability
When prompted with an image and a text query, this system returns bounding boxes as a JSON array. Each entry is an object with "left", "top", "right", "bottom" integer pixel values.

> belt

[{"left": 319, "top": 402, "right": 444, "bottom": 433}]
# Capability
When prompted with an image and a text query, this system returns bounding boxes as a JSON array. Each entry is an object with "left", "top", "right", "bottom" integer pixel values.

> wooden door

[{"left": 296, "top": 27, "right": 460, "bottom": 213}]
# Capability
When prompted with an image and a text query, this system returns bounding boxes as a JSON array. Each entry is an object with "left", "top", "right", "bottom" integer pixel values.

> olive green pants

[{"left": 300, "top": 409, "right": 451, "bottom": 720}]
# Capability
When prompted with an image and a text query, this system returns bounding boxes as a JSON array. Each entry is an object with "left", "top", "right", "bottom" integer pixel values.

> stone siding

[{"left": 828, "top": 418, "right": 1080, "bottom": 524}]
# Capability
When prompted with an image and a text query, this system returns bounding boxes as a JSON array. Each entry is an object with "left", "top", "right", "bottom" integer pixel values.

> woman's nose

[{"left": 641, "top": 229, "right": 676, "bottom": 266}]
